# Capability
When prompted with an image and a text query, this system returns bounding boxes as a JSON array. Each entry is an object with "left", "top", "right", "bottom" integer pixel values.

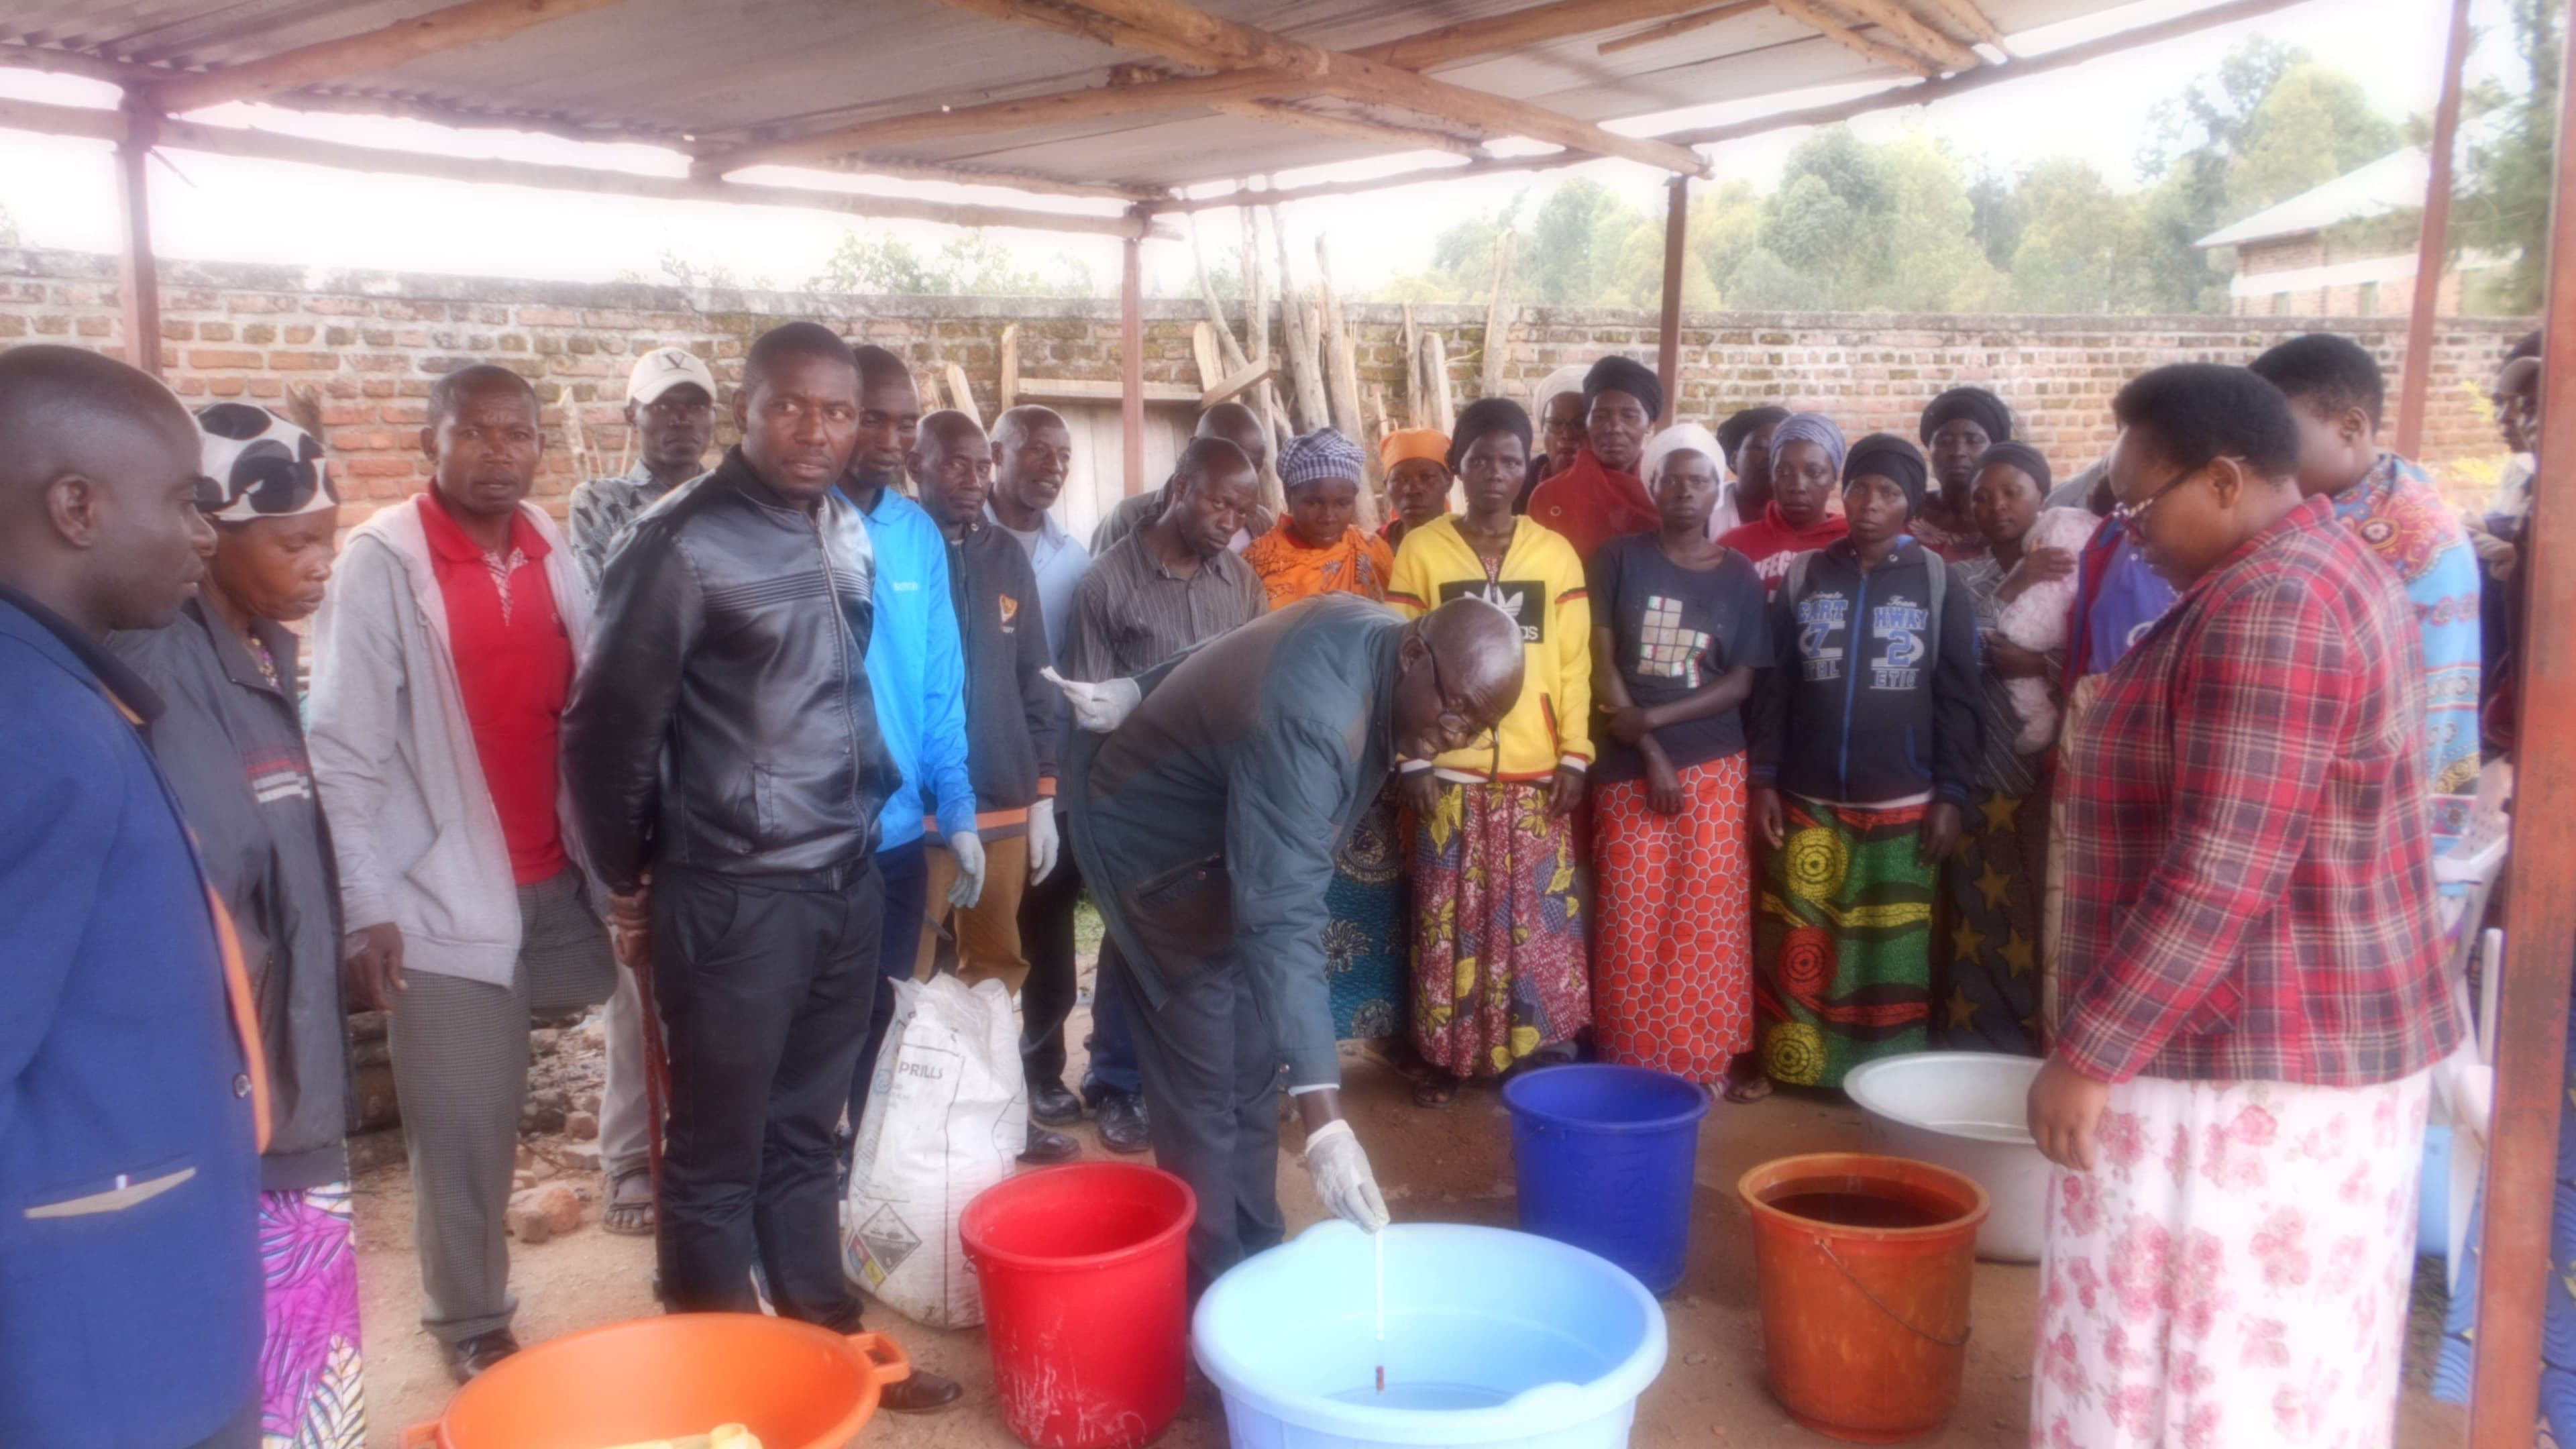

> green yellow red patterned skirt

[
  {"left": 1410, "top": 778, "right": 1591, "bottom": 1079},
  {"left": 1755, "top": 795, "right": 1935, "bottom": 1090}
]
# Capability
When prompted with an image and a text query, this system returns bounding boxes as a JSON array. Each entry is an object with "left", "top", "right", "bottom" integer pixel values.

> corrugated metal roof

[{"left": 0, "top": 0, "right": 2169, "bottom": 195}]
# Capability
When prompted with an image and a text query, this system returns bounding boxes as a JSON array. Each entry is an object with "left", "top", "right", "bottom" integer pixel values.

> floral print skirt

[
  {"left": 2032, "top": 1071, "right": 2429, "bottom": 1449},
  {"left": 1410, "top": 778, "right": 1589, "bottom": 1079},
  {"left": 260, "top": 1181, "right": 366, "bottom": 1447}
]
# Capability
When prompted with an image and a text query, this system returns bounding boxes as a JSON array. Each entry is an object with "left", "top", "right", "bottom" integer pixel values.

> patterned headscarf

[
  {"left": 1768, "top": 412, "right": 1847, "bottom": 478},
  {"left": 196, "top": 403, "right": 336, "bottom": 523},
  {"left": 1279, "top": 427, "right": 1367, "bottom": 492}
]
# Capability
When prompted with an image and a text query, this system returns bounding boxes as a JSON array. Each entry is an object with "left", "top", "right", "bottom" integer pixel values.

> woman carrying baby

[{"left": 1937, "top": 441, "right": 2084, "bottom": 1055}]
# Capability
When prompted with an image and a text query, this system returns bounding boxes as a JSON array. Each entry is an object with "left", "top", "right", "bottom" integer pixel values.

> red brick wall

[{"left": 1, "top": 246, "right": 2528, "bottom": 519}]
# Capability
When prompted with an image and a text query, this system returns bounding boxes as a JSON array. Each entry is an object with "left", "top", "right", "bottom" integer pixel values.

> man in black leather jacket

[{"left": 563, "top": 321, "right": 961, "bottom": 1413}]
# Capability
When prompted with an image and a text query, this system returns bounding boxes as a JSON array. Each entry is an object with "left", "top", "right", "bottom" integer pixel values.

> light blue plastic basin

[{"left": 1191, "top": 1221, "right": 1668, "bottom": 1449}]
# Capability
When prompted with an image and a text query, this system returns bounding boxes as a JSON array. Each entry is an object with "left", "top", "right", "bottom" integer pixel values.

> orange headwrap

[{"left": 1379, "top": 428, "right": 1451, "bottom": 472}]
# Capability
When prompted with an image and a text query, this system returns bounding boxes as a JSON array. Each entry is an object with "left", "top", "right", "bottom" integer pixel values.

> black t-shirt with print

[{"left": 1585, "top": 533, "right": 1772, "bottom": 785}]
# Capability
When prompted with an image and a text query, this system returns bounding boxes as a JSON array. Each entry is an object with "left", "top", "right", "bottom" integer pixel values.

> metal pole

[
  {"left": 1122, "top": 227, "right": 1146, "bottom": 498},
  {"left": 114, "top": 100, "right": 163, "bottom": 380},
  {"left": 2394, "top": 0, "right": 2475, "bottom": 460},
  {"left": 1656, "top": 172, "right": 1688, "bottom": 428},
  {"left": 2465, "top": 13, "right": 2576, "bottom": 1442}
]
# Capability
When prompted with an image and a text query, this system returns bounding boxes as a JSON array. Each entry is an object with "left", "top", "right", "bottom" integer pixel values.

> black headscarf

[
  {"left": 1717, "top": 405, "right": 1791, "bottom": 467},
  {"left": 1448, "top": 396, "right": 1534, "bottom": 476},
  {"left": 1844, "top": 432, "right": 1930, "bottom": 517},
  {"left": 1582, "top": 355, "right": 1663, "bottom": 427},
  {"left": 1917, "top": 386, "right": 2013, "bottom": 446},
  {"left": 1974, "top": 441, "right": 2053, "bottom": 496}
]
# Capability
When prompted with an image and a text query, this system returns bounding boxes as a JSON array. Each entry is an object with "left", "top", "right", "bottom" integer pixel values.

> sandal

[
  {"left": 1723, "top": 1073, "right": 1774, "bottom": 1104},
  {"left": 602, "top": 1167, "right": 656, "bottom": 1236},
  {"left": 1411, "top": 1077, "right": 1460, "bottom": 1110}
]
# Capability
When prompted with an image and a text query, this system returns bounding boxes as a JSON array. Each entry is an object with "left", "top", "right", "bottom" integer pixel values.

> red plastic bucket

[
  {"left": 960, "top": 1162, "right": 1196, "bottom": 1449},
  {"left": 1739, "top": 1152, "right": 1990, "bottom": 1443}
]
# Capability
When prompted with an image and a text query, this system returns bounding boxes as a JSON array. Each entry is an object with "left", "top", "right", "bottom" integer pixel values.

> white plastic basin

[{"left": 1843, "top": 1053, "right": 2049, "bottom": 1263}]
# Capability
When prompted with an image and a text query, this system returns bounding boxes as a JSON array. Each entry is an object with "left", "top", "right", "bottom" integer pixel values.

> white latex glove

[
  {"left": 1026, "top": 796, "right": 1061, "bottom": 885},
  {"left": 1044, "top": 667, "right": 1141, "bottom": 734},
  {"left": 947, "top": 829, "right": 986, "bottom": 910},
  {"left": 1303, "top": 1118, "right": 1391, "bottom": 1234}
]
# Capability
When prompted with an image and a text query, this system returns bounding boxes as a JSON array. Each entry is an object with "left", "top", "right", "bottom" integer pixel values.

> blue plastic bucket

[
  {"left": 1503, "top": 1064, "right": 1710, "bottom": 1294},
  {"left": 1193, "top": 1221, "right": 1666, "bottom": 1449}
]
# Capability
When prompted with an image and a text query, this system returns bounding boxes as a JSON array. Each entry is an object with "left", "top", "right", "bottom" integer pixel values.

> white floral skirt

[{"left": 2031, "top": 1071, "right": 2429, "bottom": 1449}]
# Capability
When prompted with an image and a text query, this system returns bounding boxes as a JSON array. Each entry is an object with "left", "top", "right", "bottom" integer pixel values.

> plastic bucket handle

[
  {"left": 399, "top": 1423, "right": 439, "bottom": 1449},
  {"left": 848, "top": 1330, "right": 912, "bottom": 1385}
]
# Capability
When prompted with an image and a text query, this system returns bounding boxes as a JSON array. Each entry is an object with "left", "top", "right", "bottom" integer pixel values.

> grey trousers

[
  {"left": 1109, "top": 949, "right": 1285, "bottom": 1294},
  {"left": 598, "top": 964, "right": 651, "bottom": 1183},
  {"left": 388, "top": 869, "right": 615, "bottom": 1343}
]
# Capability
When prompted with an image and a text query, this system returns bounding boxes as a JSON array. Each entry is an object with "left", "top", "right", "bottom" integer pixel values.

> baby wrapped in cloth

[{"left": 1994, "top": 502, "right": 2097, "bottom": 751}]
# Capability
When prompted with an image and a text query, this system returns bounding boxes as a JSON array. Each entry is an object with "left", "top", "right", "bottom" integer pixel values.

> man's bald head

[
  {"left": 0, "top": 345, "right": 213, "bottom": 636},
  {"left": 991, "top": 404, "right": 1073, "bottom": 523},
  {"left": 1395, "top": 596, "right": 1525, "bottom": 761},
  {"left": 911, "top": 408, "right": 994, "bottom": 532},
  {"left": 1196, "top": 401, "right": 1269, "bottom": 474}
]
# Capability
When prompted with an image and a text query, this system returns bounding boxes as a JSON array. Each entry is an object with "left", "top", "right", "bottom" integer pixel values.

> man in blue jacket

[
  {"left": 0, "top": 345, "right": 265, "bottom": 1446},
  {"left": 841, "top": 345, "right": 984, "bottom": 1145}
]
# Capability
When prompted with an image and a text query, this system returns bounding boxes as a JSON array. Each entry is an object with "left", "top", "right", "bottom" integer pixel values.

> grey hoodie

[{"left": 306, "top": 495, "right": 600, "bottom": 986}]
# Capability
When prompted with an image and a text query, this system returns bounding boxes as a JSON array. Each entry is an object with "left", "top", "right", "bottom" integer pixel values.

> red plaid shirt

[{"left": 2055, "top": 494, "right": 2460, "bottom": 1085}]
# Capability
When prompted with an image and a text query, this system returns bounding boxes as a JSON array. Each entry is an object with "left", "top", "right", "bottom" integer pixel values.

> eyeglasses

[{"left": 2108, "top": 464, "right": 2203, "bottom": 529}]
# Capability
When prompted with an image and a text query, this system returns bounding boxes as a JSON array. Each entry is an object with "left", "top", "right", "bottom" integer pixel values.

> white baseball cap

[{"left": 627, "top": 347, "right": 716, "bottom": 407}]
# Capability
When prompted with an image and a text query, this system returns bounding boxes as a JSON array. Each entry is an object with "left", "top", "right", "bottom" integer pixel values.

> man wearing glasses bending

[{"left": 1057, "top": 594, "right": 1526, "bottom": 1292}]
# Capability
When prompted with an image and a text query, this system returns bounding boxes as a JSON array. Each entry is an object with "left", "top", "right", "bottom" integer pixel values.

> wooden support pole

[
  {"left": 1481, "top": 229, "right": 1518, "bottom": 400},
  {"left": 1122, "top": 231, "right": 1147, "bottom": 498},
  {"left": 114, "top": 103, "right": 162, "bottom": 380},
  {"left": 998, "top": 325, "right": 1021, "bottom": 411},
  {"left": 2466, "top": 9, "right": 2576, "bottom": 1441},
  {"left": 2394, "top": 0, "right": 2475, "bottom": 461},
  {"left": 148, "top": 0, "right": 637, "bottom": 114},
  {"left": 1656, "top": 173, "right": 1688, "bottom": 427},
  {"left": 0, "top": 96, "right": 1169, "bottom": 240}
]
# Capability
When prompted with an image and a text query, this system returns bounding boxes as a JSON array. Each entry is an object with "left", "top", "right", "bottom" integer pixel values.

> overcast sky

[{"left": 0, "top": 0, "right": 2520, "bottom": 297}]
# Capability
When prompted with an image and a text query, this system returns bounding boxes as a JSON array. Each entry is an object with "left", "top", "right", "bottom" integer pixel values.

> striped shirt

[{"left": 1062, "top": 531, "right": 1267, "bottom": 684}]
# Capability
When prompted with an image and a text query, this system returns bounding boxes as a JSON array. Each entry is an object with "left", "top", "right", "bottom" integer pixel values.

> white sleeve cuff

[
  {"left": 1397, "top": 759, "right": 1434, "bottom": 774},
  {"left": 1558, "top": 755, "right": 1590, "bottom": 772}
]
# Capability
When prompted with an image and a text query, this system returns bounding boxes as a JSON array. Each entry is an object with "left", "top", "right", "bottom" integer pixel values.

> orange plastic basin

[{"left": 400, "top": 1315, "right": 910, "bottom": 1449}]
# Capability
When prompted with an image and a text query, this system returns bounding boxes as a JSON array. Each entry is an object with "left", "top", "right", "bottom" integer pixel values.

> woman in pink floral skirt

[{"left": 2027, "top": 366, "right": 2459, "bottom": 1448}]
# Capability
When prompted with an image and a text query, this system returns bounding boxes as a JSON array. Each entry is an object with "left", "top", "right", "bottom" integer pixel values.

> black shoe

[
  {"left": 1095, "top": 1092, "right": 1151, "bottom": 1155},
  {"left": 881, "top": 1366, "right": 966, "bottom": 1414},
  {"left": 1028, "top": 1079, "right": 1084, "bottom": 1126},
  {"left": 445, "top": 1328, "right": 520, "bottom": 1384},
  {"left": 1020, "top": 1123, "right": 1080, "bottom": 1164}
]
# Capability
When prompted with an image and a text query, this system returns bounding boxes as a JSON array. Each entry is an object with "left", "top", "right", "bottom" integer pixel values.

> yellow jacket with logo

[{"left": 1385, "top": 515, "right": 1595, "bottom": 782}]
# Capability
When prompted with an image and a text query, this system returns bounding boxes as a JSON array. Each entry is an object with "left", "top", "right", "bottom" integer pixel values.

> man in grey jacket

[
  {"left": 307, "top": 364, "right": 615, "bottom": 1384},
  {"left": 1062, "top": 594, "right": 1524, "bottom": 1289},
  {"left": 563, "top": 323, "right": 961, "bottom": 1413}
]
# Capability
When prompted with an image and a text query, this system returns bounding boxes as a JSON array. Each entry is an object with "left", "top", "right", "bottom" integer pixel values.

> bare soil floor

[{"left": 357, "top": 994, "right": 2471, "bottom": 1449}]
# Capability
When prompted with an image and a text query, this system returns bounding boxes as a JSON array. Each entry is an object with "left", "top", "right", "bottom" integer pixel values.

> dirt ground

[{"left": 357, "top": 996, "right": 2473, "bottom": 1449}]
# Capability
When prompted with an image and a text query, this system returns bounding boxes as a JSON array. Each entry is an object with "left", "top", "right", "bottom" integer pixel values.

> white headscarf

[
  {"left": 1641, "top": 422, "right": 1741, "bottom": 540},
  {"left": 1529, "top": 364, "right": 1591, "bottom": 423}
]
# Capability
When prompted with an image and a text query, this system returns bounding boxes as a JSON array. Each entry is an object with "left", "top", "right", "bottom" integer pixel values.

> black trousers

[
  {"left": 1110, "top": 948, "right": 1285, "bottom": 1295},
  {"left": 651, "top": 861, "right": 881, "bottom": 1328},
  {"left": 1018, "top": 846, "right": 1082, "bottom": 1088}
]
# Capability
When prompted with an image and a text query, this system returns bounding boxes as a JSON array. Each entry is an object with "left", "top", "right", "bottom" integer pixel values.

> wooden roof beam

[
  {"left": 1910, "top": 0, "right": 2009, "bottom": 50},
  {"left": 146, "top": 0, "right": 640, "bottom": 115},
  {"left": 1153, "top": 0, "right": 2312, "bottom": 210},
  {"left": 0, "top": 95, "right": 1175, "bottom": 239},
  {"left": 1830, "top": 0, "right": 1983, "bottom": 70},
  {"left": 1768, "top": 0, "right": 1936, "bottom": 78},
  {"left": 1358, "top": 0, "right": 1746, "bottom": 72},
  {"left": 1597, "top": 2, "right": 1764, "bottom": 57},
  {"left": 1211, "top": 99, "right": 1486, "bottom": 156},
  {"left": 1038, "top": 0, "right": 1711, "bottom": 174}
]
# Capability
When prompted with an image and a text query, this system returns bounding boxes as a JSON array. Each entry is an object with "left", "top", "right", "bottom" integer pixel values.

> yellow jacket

[{"left": 1385, "top": 515, "right": 1594, "bottom": 782}]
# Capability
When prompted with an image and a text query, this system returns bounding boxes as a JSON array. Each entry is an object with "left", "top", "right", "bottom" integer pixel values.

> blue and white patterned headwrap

[
  {"left": 1278, "top": 427, "right": 1367, "bottom": 492},
  {"left": 1769, "top": 412, "right": 1847, "bottom": 478}
]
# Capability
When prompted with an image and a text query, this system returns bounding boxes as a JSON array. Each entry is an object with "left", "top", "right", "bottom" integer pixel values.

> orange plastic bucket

[
  {"left": 1738, "top": 1152, "right": 1989, "bottom": 1443},
  {"left": 398, "top": 1313, "right": 910, "bottom": 1449}
]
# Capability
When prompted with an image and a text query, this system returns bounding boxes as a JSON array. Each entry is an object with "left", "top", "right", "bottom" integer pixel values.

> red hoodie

[
  {"left": 1719, "top": 502, "right": 1850, "bottom": 596},
  {"left": 1527, "top": 447, "right": 1658, "bottom": 563}
]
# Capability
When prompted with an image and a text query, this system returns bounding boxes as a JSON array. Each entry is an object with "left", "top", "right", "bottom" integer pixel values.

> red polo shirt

[{"left": 418, "top": 491, "right": 572, "bottom": 885}]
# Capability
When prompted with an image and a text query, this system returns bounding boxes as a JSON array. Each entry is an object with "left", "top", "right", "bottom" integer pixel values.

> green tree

[
  {"left": 808, "top": 230, "right": 1095, "bottom": 296},
  {"left": 2226, "top": 62, "right": 2402, "bottom": 215},
  {"left": 1968, "top": 166, "right": 2028, "bottom": 273},
  {"left": 1521, "top": 178, "right": 1648, "bottom": 305},
  {"left": 2457, "top": 0, "right": 2565, "bottom": 313},
  {"left": 2008, "top": 159, "right": 2149, "bottom": 313}
]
